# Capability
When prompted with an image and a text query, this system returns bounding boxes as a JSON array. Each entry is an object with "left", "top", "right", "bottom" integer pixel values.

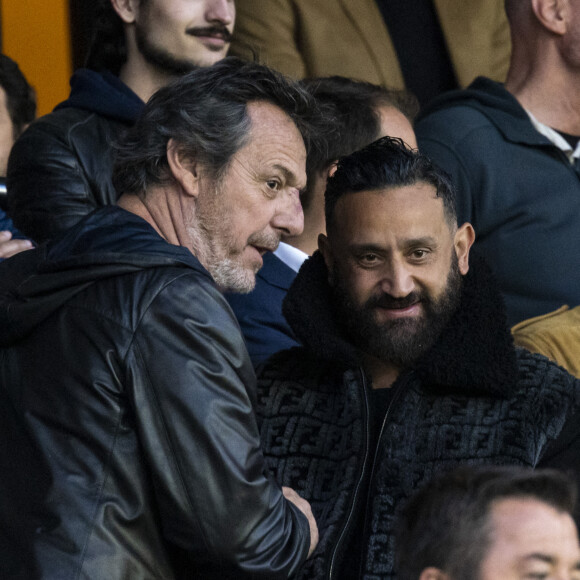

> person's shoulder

[
  {"left": 416, "top": 78, "right": 510, "bottom": 143},
  {"left": 11, "top": 108, "right": 120, "bottom": 157},
  {"left": 513, "top": 347, "right": 580, "bottom": 402}
]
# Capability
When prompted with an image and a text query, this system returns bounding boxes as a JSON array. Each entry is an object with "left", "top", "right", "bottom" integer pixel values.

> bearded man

[{"left": 255, "top": 137, "right": 580, "bottom": 580}]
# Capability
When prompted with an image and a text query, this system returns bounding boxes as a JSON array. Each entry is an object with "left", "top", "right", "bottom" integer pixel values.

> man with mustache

[
  {"left": 7, "top": 0, "right": 235, "bottom": 244},
  {"left": 255, "top": 137, "right": 580, "bottom": 579}
]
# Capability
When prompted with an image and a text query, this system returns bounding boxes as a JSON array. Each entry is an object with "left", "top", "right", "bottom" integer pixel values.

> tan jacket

[
  {"left": 512, "top": 305, "right": 580, "bottom": 378},
  {"left": 230, "top": 0, "right": 511, "bottom": 90}
]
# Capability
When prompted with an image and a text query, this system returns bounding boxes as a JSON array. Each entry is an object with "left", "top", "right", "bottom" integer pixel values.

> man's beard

[
  {"left": 135, "top": 23, "right": 200, "bottom": 76},
  {"left": 333, "top": 254, "right": 462, "bottom": 368},
  {"left": 186, "top": 183, "right": 280, "bottom": 294}
]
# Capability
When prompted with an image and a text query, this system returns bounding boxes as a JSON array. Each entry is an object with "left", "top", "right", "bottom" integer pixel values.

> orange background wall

[{"left": 2, "top": 0, "right": 72, "bottom": 116}]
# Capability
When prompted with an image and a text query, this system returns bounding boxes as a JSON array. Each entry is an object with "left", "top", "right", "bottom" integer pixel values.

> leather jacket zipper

[{"left": 327, "top": 367, "right": 371, "bottom": 580}]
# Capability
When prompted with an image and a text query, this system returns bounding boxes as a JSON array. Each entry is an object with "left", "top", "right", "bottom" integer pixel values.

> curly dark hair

[{"left": 325, "top": 136, "right": 457, "bottom": 233}]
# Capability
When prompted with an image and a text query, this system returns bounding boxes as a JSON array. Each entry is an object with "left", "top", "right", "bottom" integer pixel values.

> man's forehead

[
  {"left": 335, "top": 184, "right": 444, "bottom": 223},
  {"left": 241, "top": 101, "right": 307, "bottom": 185}
]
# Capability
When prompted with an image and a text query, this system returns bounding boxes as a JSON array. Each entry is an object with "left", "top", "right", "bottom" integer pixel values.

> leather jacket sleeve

[
  {"left": 125, "top": 273, "right": 311, "bottom": 577},
  {"left": 7, "top": 111, "right": 121, "bottom": 244}
]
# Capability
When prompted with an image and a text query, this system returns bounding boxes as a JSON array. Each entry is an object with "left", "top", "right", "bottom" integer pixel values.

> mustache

[
  {"left": 247, "top": 231, "right": 281, "bottom": 254},
  {"left": 187, "top": 26, "right": 233, "bottom": 42},
  {"left": 366, "top": 291, "right": 425, "bottom": 310}
]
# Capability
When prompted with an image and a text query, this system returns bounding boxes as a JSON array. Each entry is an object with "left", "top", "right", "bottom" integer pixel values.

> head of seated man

[
  {"left": 396, "top": 465, "right": 580, "bottom": 580},
  {"left": 319, "top": 136, "right": 475, "bottom": 388},
  {"left": 91, "top": 0, "right": 236, "bottom": 95},
  {"left": 114, "top": 57, "right": 331, "bottom": 293}
]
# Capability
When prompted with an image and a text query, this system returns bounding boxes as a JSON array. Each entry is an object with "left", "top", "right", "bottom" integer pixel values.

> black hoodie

[{"left": 415, "top": 77, "right": 580, "bottom": 327}]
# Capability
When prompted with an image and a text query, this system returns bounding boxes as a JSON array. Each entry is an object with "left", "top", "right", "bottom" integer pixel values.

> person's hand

[
  {"left": 0, "top": 230, "right": 33, "bottom": 259},
  {"left": 282, "top": 486, "right": 319, "bottom": 557}
]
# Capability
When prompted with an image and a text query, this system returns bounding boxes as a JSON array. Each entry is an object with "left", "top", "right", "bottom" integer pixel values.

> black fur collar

[{"left": 282, "top": 252, "right": 518, "bottom": 398}]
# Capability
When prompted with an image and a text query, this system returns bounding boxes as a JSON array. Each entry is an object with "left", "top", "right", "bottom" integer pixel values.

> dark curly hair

[{"left": 325, "top": 136, "right": 457, "bottom": 233}]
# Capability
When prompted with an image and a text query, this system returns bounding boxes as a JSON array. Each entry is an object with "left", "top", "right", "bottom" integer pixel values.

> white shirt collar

[
  {"left": 526, "top": 110, "right": 580, "bottom": 163},
  {"left": 273, "top": 241, "right": 309, "bottom": 273}
]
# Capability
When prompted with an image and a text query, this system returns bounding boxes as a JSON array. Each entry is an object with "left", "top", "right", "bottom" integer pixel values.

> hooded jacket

[
  {"left": 0, "top": 206, "right": 310, "bottom": 579},
  {"left": 256, "top": 252, "right": 580, "bottom": 580},
  {"left": 7, "top": 69, "right": 143, "bottom": 244},
  {"left": 415, "top": 77, "right": 580, "bottom": 326}
]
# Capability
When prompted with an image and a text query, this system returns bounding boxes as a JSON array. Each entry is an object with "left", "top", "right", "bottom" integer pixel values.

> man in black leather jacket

[
  {"left": 0, "top": 59, "right": 326, "bottom": 579},
  {"left": 7, "top": 0, "right": 236, "bottom": 243},
  {"left": 256, "top": 138, "right": 580, "bottom": 579}
]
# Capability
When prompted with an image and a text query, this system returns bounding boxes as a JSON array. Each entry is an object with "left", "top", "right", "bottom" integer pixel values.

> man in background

[
  {"left": 416, "top": 0, "right": 580, "bottom": 327},
  {"left": 396, "top": 466, "right": 580, "bottom": 580},
  {"left": 8, "top": 0, "right": 235, "bottom": 243}
]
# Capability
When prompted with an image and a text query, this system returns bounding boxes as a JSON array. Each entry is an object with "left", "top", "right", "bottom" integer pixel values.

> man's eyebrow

[
  {"left": 523, "top": 553, "right": 580, "bottom": 570},
  {"left": 347, "top": 237, "right": 438, "bottom": 252},
  {"left": 402, "top": 236, "right": 439, "bottom": 247},
  {"left": 523, "top": 553, "right": 556, "bottom": 565},
  {"left": 272, "top": 164, "right": 305, "bottom": 188}
]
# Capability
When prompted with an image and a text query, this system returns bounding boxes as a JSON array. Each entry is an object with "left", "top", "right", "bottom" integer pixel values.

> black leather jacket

[
  {"left": 7, "top": 69, "right": 143, "bottom": 244},
  {"left": 0, "top": 207, "right": 310, "bottom": 579}
]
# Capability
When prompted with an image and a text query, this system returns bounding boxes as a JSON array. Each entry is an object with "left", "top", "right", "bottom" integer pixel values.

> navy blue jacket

[
  {"left": 226, "top": 252, "right": 300, "bottom": 366},
  {"left": 416, "top": 77, "right": 580, "bottom": 326}
]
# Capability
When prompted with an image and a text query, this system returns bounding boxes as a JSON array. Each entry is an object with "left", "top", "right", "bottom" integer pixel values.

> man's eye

[
  {"left": 360, "top": 254, "right": 378, "bottom": 264},
  {"left": 411, "top": 249, "right": 428, "bottom": 259},
  {"left": 266, "top": 180, "right": 281, "bottom": 191}
]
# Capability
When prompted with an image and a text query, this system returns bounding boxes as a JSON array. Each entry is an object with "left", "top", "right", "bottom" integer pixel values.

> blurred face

[
  {"left": 190, "top": 101, "right": 306, "bottom": 292},
  {"left": 135, "top": 0, "right": 235, "bottom": 74},
  {"left": 478, "top": 498, "right": 580, "bottom": 580},
  {"left": 320, "top": 184, "right": 473, "bottom": 366},
  {"left": 0, "top": 87, "right": 14, "bottom": 177}
]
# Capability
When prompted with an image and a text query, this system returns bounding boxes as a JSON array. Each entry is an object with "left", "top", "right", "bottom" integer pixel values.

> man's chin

[{"left": 212, "top": 260, "right": 257, "bottom": 294}]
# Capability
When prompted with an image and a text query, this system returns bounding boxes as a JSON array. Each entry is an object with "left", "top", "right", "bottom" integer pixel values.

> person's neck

[
  {"left": 117, "top": 188, "right": 192, "bottom": 249},
  {"left": 505, "top": 51, "right": 580, "bottom": 135},
  {"left": 363, "top": 354, "right": 401, "bottom": 390},
  {"left": 118, "top": 58, "right": 178, "bottom": 103}
]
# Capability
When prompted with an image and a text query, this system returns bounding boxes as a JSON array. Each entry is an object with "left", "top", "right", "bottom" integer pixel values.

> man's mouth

[{"left": 252, "top": 244, "right": 277, "bottom": 256}]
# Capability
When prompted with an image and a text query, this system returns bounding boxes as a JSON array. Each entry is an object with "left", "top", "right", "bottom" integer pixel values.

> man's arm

[{"left": 127, "top": 273, "right": 316, "bottom": 577}]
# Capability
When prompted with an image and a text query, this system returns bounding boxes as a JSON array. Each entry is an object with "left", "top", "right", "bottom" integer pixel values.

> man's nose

[
  {"left": 380, "top": 260, "right": 415, "bottom": 298},
  {"left": 205, "top": 0, "right": 235, "bottom": 25},
  {"left": 272, "top": 189, "right": 304, "bottom": 238}
]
